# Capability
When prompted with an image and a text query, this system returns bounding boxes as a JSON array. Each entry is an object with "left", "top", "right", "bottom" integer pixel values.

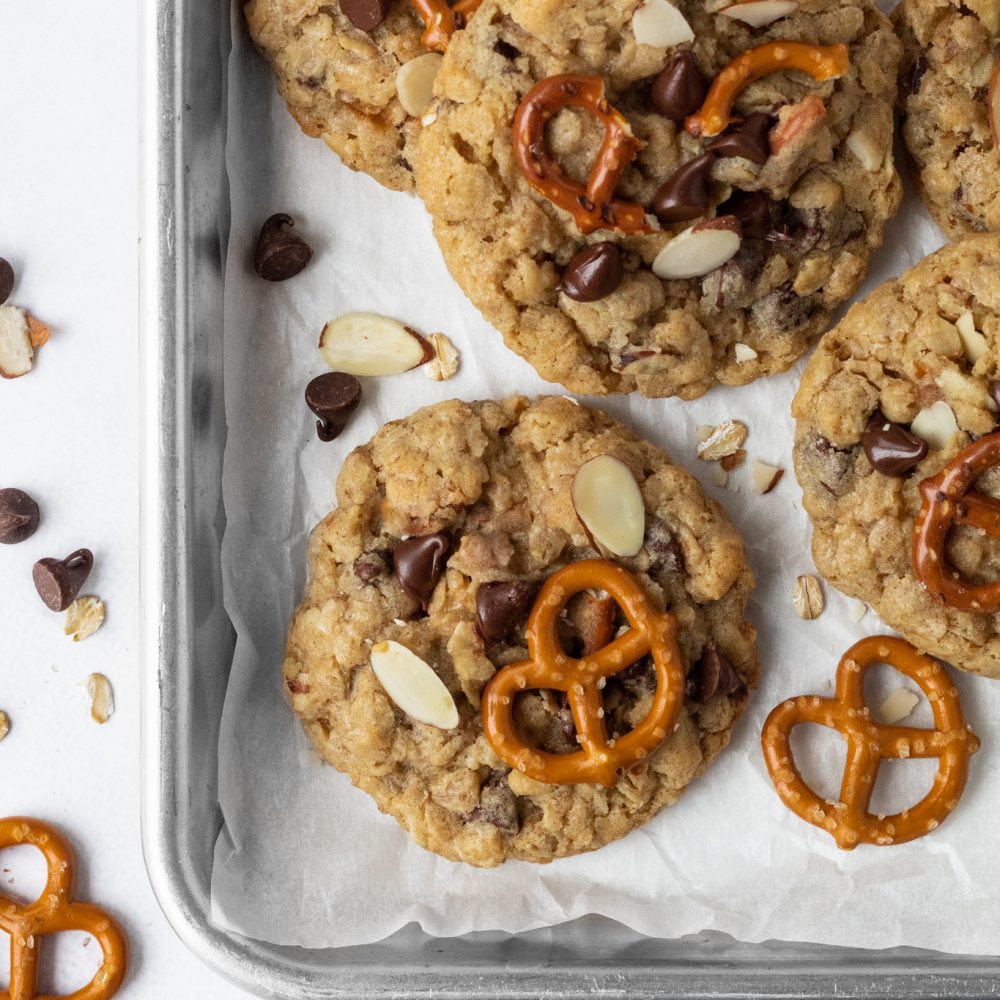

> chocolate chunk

[
  {"left": 32, "top": 549, "right": 94, "bottom": 612},
  {"left": 617, "top": 656, "right": 657, "bottom": 697},
  {"left": 0, "top": 489, "right": 40, "bottom": 545},
  {"left": 908, "top": 56, "right": 928, "bottom": 95},
  {"left": 0, "top": 258, "right": 14, "bottom": 306},
  {"left": 476, "top": 580, "right": 536, "bottom": 642},
  {"left": 305, "top": 372, "right": 362, "bottom": 441},
  {"left": 559, "top": 242, "right": 624, "bottom": 302},
  {"left": 691, "top": 643, "right": 745, "bottom": 703},
  {"left": 393, "top": 532, "right": 450, "bottom": 609},
  {"left": 862, "top": 410, "right": 927, "bottom": 477},
  {"left": 989, "top": 379, "right": 1000, "bottom": 414},
  {"left": 466, "top": 771, "right": 520, "bottom": 834},
  {"left": 716, "top": 189, "right": 771, "bottom": 239},
  {"left": 644, "top": 518, "right": 684, "bottom": 574},
  {"left": 650, "top": 50, "right": 707, "bottom": 122},
  {"left": 707, "top": 112, "right": 771, "bottom": 165},
  {"left": 651, "top": 153, "right": 715, "bottom": 224},
  {"left": 354, "top": 551, "right": 387, "bottom": 583},
  {"left": 253, "top": 213, "right": 313, "bottom": 282},
  {"left": 339, "top": 0, "right": 391, "bottom": 31}
]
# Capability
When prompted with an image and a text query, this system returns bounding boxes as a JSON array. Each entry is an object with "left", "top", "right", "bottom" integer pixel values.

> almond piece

[
  {"left": 320, "top": 312, "right": 433, "bottom": 376},
  {"left": 697, "top": 420, "right": 748, "bottom": 461},
  {"left": 752, "top": 459, "right": 783, "bottom": 494},
  {"left": 370, "top": 640, "right": 460, "bottom": 729},
  {"left": 734, "top": 342, "right": 758, "bottom": 363},
  {"left": 572, "top": 455, "right": 646, "bottom": 557},
  {"left": 64, "top": 596, "right": 105, "bottom": 642},
  {"left": 396, "top": 53, "right": 443, "bottom": 117},
  {"left": 846, "top": 129, "right": 885, "bottom": 172},
  {"left": 910, "top": 400, "right": 960, "bottom": 450},
  {"left": 85, "top": 673, "right": 115, "bottom": 725},
  {"left": 632, "top": 0, "right": 695, "bottom": 46},
  {"left": 0, "top": 305, "right": 34, "bottom": 378},
  {"left": 718, "top": 0, "right": 798, "bottom": 26},
  {"left": 846, "top": 598, "right": 867, "bottom": 623},
  {"left": 425, "top": 332, "right": 460, "bottom": 381},
  {"left": 792, "top": 575, "right": 823, "bottom": 620},
  {"left": 877, "top": 688, "right": 919, "bottom": 725},
  {"left": 652, "top": 217, "right": 742, "bottom": 281},
  {"left": 711, "top": 466, "right": 729, "bottom": 487},
  {"left": 989, "top": 58, "right": 1000, "bottom": 146},
  {"left": 956, "top": 311, "right": 988, "bottom": 363}
]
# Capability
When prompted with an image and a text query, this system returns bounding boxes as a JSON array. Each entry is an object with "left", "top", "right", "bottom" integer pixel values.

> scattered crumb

[
  {"left": 0, "top": 711, "right": 9, "bottom": 742},
  {"left": 425, "top": 332, "right": 460, "bottom": 381},
  {"left": 64, "top": 596, "right": 105, "bottom": 642},
  {"left": 84, "top": 673, "right": 115, "bottom": 724},
  {"left": 711, "top": 465, "right": 729, "bottom": 487},
  {"left": 792, "top": 575, "right": 824, "bottom": 620},
  {"left": 878, "top": 688, "right": 920, "bottom": 725},
  {"left": 846, "top": 598, "right": 867, "bottom": 623},
  {"left": 697, "top": 420, "right": 748, "bottom": 461}
]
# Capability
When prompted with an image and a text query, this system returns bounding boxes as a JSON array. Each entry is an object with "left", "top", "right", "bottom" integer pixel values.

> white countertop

[{"left": 1, "top": 2, "right": 247, "bottom": 996}]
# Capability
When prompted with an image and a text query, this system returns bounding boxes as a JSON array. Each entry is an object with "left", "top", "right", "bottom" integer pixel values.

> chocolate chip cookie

[
  {"left": 793, "top": 235, "right": 1000, "bottom": 678},
  {"left": 284, "top": 396, "right": 758, "bottom": 865},
  {"left": 416, "top": 0, "right": 902, "bottom": 399},
  {"left": 895, "top": 0, "right": 1000, "bottom": 237},
  {"left": 245, "top": 0, "right": 475, "bottom": 192}
]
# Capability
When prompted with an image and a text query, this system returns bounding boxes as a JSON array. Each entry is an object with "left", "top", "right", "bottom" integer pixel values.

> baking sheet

[{"left": 210, "top": 3, "right": 1000, "bottom": 955}]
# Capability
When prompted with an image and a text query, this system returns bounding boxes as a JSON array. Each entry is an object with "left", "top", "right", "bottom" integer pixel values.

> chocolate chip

[
  {"left": 339, "top": 0, "right": 391, "bottom": 31},
  {"left": 32, "top": 549, "right": 94, "bottom": 612},
  {"left": 707, "top": 112, "right": 771, "bottom": 165},
  {"left": 466, "top": 771, "right": 519, "bottom": 834},
  {"left": 691, "top": 643, "right": 745, "bottom": 703},
  {"left": 305, "top": 372, "right": 362, "bottom": 441},
  {"left": 393, "top": 532, "right": 450, "bottom": 609},
  {"left": 644, "top": 518, "right": 684, "bottom": 574},
  {"left": 862, "top": 410, "right": 927, "bottom": 477},
  {"left": 716, "top": 189, "right": 771, "bottom": 239},
  {"left": 354, "top": 551, "right": 387, "bottom": 583},
  {"left": 617, "top": 656, "right": 657, "bottom": 697},
  {"left": 559, "top": 242, "right": 623, "bottom": 302},
  {"left": 651, "top": 153, "right": 715, "bottom": 225},
  {"left": 476, "top": 580, "right": 536, "bottom": 642},
  {"left": 909, "top": 56, "right": 928, "bottom": 95},
  {"left": 253, "top": 214, "right": 313, "bottom": 282},
  {"left": 0, "top": 489, "right": 40, "bottom": 545},
  {"left": 650, "top": 50, "right": 707, "bottom": 122},
  {"left": 0, "top": 258, "right": 14, "bottom": 306}
]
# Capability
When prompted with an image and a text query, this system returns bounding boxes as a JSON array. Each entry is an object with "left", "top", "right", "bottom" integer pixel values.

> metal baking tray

[{"left": 139, "top": 0, "right": 1000, "bottom": 995}]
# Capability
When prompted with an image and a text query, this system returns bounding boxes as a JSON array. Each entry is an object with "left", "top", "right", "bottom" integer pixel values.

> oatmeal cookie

[
  {"left": 895, "top": 0, "right": 1000, "bottom": 237},
  {"left": 416, "top": 0, "right": 901, "bottom": 399},
  {"left": 284, "top": 396, "right": 758, "bottom": 865},
  {"left": 793, "top": 235, "right": 1000, "bottom": 678},
  {"left": 245, "top": 0, "right": 473, "bottom": 191}
]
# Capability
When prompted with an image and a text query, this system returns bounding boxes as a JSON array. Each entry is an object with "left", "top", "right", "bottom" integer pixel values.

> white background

[{"left": 1, "top": 3, "right": 247, "bottom": 996}]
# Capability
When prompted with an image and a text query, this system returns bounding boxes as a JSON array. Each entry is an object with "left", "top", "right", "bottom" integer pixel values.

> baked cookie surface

[
  {"left": 895, "top": 0, "right": 1000, "bottom": 237},
  {"left": 284, "top": 396, "right": 758, "bottom": 866},
  {"left": 416, "top": 0, "right": 901, "bottom": 399},
  {"left": 245, "top": 0, "right": 454, "bottom": 192},
  {"left": 793, "top": 235, "right": 1000, "bottom": 678}
]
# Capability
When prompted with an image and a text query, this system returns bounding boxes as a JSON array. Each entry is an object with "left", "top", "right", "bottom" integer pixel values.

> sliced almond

[
  {"left": 572, "top": 455, "right": 646, "bottom": 557},
  {"left": 719, "top": 0, "right": 798, "bottom": 26},
  {"left": 632, "top": 0, "right": 695, "bottom": 46},
  {"left": 846, "top": 129, "right": 885, "bottom": 172},
  {"left": 734, "top": 342, "right": 758, "bottom": 363},
  {"left": 425, "top": 332, "right": 460, "bottom": 381},
  {"left": 85, "top": 673, "right": 115, "bottom": 725},
  {"left": 697, "top": 420, "right": 748, "bottom": 461},
  {"left": 0, "top": 710, "right": 9, "bottom": 742},
  {"left": 396, "top": 53, "right": 443, "bottom": 117},
  {"left": 846, "top": 598, "right": 868, "bottom": 623},
  {"left": 956, "top": 311, "right": 988, "bottom": 363},
  {"left": 792, "top": 575, "right": 823, "bottom": 620},
  {"left": 320, "top": 312, "right": 433, "bottom": 377},
  {"left": 752, "top": 459, "right": 784, "bottom": 494},
  {"left": 64, "top": 597, "right": 105, "bottom": 643},
  {"left": 370, "top": 640, "right": 460, "bottom": 729},
  {"left": 910, "top": 400, "right": 960, "bottom": 451},
  {"left": 989, "top": 57, "right": 1000, "bottom": 146},
  {"left": 652, "top": 217, "right": 742, "bottom": 281},
  {"left": 877, "top": 688, "right": 920, "bottom": 725},
  {"left": 0, "top": 305, "right": 34, "bottom": 378}
]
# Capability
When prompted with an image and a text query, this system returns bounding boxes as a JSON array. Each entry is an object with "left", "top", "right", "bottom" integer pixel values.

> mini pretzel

[
  {"left": 513, "top": 74, "right": 654, "bottom": 236},
  {"left": 913, "top": 431, "right": 1000, "bottom": 612},
  {"left": 685, "top": 42, "right": 850, "bottom": 139},
  {"left": 410, "top": 0, "right": 482, "bottom": 53},
  {"left": 481, "top": 560, "right": 685, "bottom": 786},
  {"left": 761, "top": 637, "right": 980, "bottom": 849},
  {"left": 0, "top": 817, "right": 128, "bottom": 1000}
]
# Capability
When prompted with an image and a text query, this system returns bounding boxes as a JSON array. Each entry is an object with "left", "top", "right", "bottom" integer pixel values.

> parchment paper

[{"left": 211, "top": 3, "right": 1000, "bottom": 954}]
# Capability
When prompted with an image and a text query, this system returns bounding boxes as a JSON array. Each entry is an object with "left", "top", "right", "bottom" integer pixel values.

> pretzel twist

[
  {"left": 513, "top": 74, "right": 654, "bottom": 236},
  {"left": 761, "top": 638, "right": 979, "bottom": 849},
  {"left": 913, "top": 431, "right": 1000, "bottom": 612},
  {"left": 686, "top": 42, "right": 850, "bottom": 139},
  {"left": 410, "top": 0, "right": 482, "bottom": 53},
  {"left": 481, "top": 560, "right": 685, "bottom": 787},
  {"left": 0, "top": 817, "right": 128, "bottom": 1000}
]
